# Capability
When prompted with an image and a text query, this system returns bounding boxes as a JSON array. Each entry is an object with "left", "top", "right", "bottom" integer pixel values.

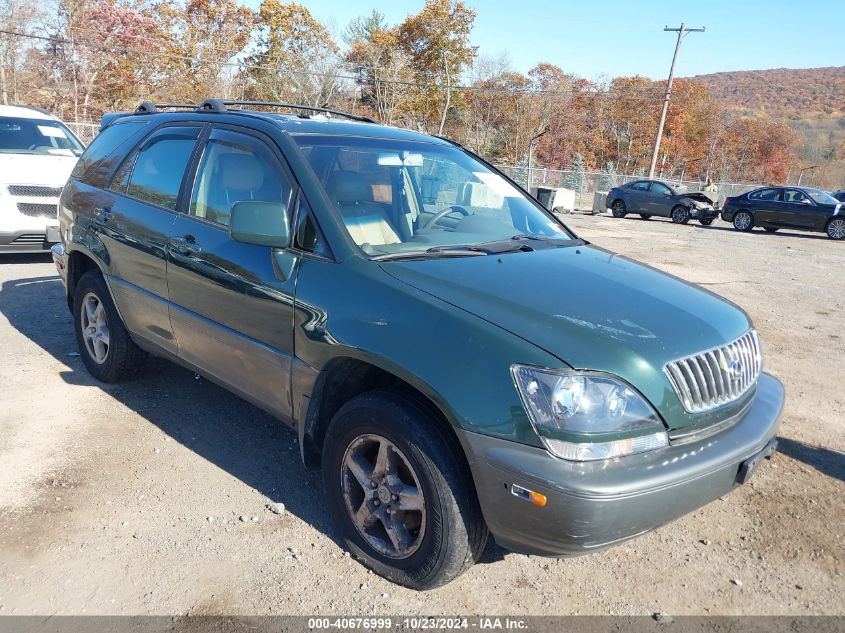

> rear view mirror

[
  {"left": 229, "top": 201, "right": 289, "bottom": 248},
  {"left": 377, "top": 152, "right": 424, "bottom": 167}
]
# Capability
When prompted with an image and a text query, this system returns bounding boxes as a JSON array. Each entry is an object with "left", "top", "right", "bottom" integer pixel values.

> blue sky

[{"left": 242, "top": 0, "right": 843, "bottom": 80}]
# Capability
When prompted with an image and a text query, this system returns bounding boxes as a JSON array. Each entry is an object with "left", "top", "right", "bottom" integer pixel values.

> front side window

[
  {"left": 190, "top": 131, "right": 294, "bottom": 227},
  {"left": 0, "top": 116, "right": 84, "bottom": 157},
  {"left": 650, "top": 182, "right": 672, "bottom": 195},
  {"left": 126, "top": 127, "right": 200, "bottom": 210},
  {"left": 804, "top": 189, "right": 837, "bottom": 205},
  {"left": 784, "top": 189, "right": 810, "bottom": 204},
  {"left": 294, "top": 136, "right": 576, "bottom": 258}
]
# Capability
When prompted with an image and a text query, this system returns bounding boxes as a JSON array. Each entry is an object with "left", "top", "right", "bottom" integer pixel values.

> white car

[{"left": 0, "top": 105, "right": 84, "bottom": 253}]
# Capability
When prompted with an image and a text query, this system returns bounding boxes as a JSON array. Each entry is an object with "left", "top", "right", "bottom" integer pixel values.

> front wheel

[
  {"left": 611, "top": 200, "right": 627, "bottom": 218},
  {"left": 322, "top": 391, "right": 487, "bottom": 589},
  {"left": 73, "top": 270, "right": 147, "bottom": 382},
  {"left": 733, "top": 210, "right": 754, "bottom": 232},
  {"left": 827, "top": 217, "right": 845, "bottom": 240},
  {"left": 671, "top": 206, "right": 690, "bottom": 224}
]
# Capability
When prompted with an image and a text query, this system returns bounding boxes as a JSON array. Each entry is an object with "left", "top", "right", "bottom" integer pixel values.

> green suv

[{"left": 52, "top": 100, "right": 784, "bottom": 589}]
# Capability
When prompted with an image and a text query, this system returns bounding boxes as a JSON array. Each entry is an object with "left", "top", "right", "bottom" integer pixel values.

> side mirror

[{"left": 229, "top": 201, "right": 290, "bottom": 248}]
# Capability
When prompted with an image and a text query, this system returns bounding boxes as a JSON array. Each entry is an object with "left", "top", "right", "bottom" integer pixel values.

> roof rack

[
  {"left": 134, "top": 102, "right": 198, "bottom": 114},
  {"left": 196, "top": 99, "right": 377, "bottom": 123}
]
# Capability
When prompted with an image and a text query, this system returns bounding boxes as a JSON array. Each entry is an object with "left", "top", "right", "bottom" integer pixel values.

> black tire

[
  {"left": 733, "top": 210, "right": 754, "bottom": 232},
  {"left": 764, "top": 227, "right": 779, "bottom": 233},
  {"left": 73, "top": 270, "right": 147, "bottom": 382},
  {"left": 639, "top": 214, "right": 652, "bottom": 220},
  {"left": 826, "top": 217, "right": 845, "bottom": 240},
  {"left": 699, "top": 218, "right": 714, "bottom": 226},
  {"left": 321, "top": 390, "right": 487, "bottom": 589},
  {"left": 610, "top": 200, "right": 627, "bottom": 218},
  {"left": 671, "top": 205, "right": 690, "bottom": 224}
]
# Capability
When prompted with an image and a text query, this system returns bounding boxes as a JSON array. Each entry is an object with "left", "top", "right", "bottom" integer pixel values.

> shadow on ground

[
  {"left": 0, "top": 270, "right": 507, "bottom": 564},
  {"left": 778, "top": 437, "right": 845, "bottom": 483}
]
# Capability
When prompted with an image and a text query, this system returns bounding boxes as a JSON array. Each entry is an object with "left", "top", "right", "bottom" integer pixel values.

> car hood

[
  {"left": 381, "top": 245, "right": 752, "bottom": 428},
  {"left": 0, "top": 153, "right": 78, "bottom": 186},
  {"left": 682, "top": 192, "right": 716, "bottom": 205}
]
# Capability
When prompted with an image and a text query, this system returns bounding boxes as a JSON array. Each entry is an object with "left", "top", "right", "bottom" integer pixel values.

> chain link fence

[
  {"left": 496, "top": 164, "right": 763, "bottom": 212},
  {"left": 63, "top": 121, "right": 100, "bottom": 145}
]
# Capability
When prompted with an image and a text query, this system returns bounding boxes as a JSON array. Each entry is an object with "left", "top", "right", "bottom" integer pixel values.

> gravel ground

[{"left": 0, "top": 214, "right": 843, "bottom": 616}]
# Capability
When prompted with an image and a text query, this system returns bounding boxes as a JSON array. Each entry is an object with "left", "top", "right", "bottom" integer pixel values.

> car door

[
  {"left": 746, "top": 187, "right": 782, "bottom": 226},
  {"left": 99, "top": 124, "right": 203, "bottom": 356},
  {"left": 646, "top": 181, "right": 673, "bottom": 217},
  {"left": 781, "top": 189, "right": 818, "bottom": 229},
  {"left": 166, "top": 125, "right": 300, "bottom": 420},
  {"left": 625, "top": 181, "right": 651, "bottom": 211}
]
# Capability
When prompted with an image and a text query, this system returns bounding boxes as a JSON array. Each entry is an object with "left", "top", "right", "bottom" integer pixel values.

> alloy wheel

[
  {"left": 80, "top": 292, "right": 110, "bottom": 364},
  {"left": 828, "top": 218, "right": 845, "bottom": 240},
  {"left": 672, "top": 207, "right": 689, "bottom": 224},
  {"left": 734, "top": 212, "right": 753, "bottom": 231},
  {"left": 340, "top": 434, "right": 426, "bottom": 559}
]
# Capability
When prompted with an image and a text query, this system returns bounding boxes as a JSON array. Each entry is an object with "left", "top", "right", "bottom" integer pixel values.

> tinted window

[
  {"left": 748, "top": 188, "right": 780, "bottom": 201},
  {"left": 784, "top": 189, "right": 810, "bottom": 203},
  {"left": 70, "top": 120, "right": 147, "bottom": 181},
  {"left": 126, "top": 128, "right": 200, "bottom": 210},
  {"left": 109, "top": 149, "right": 138, "bottom": 193},
  {"left": 629, "top": 181, "right": 650, "bottom": 191},
  {"left": 651, "top": 182, "right": 671, "bottom": 195},
  {"left": 0, "top": 116, "right": 84, "bottom": 156},
  {"left": 190, "top": 130, "right": 293, "bottom": 227}
]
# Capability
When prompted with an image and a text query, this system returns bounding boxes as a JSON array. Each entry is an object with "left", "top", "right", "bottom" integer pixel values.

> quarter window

[
  {"left": 190, "top": 131, "right": 294, "bottom": 228},
  {"left": 125, "top": 127, "right": 200, "bottom": 210}
]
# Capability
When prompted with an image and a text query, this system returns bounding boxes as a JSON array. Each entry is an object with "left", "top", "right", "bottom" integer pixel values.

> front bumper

[
  {"left": 0, "top": 226, "right": 60, "bottom": 253},
  {"left": 458, "top": 372, "right": 784, "bottom": 556}
]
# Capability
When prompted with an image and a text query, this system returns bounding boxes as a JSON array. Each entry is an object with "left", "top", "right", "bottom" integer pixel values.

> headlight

[{"left": 511, "top": 365, "right": 668, "bottom": 461}]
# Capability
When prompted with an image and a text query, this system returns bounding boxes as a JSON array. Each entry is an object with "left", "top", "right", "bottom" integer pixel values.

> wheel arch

[
  {"left": 300, "top": 355, "right": 466, "bottom": 473},
  {"left": 66, "top": 249, "right": 105, "bottom": 311}
]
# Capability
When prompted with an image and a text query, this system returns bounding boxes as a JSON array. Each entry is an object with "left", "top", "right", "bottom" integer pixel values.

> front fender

[{"left": 291, "top": 255, "right": 561, "bottom": 450}]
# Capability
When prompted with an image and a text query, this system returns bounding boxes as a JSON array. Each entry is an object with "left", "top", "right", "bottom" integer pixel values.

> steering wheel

[{"left": 422, "top": 205, "right": 471, "bottom": 229}]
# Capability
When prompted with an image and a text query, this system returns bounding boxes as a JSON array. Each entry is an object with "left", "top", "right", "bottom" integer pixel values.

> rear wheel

[
  {"left": 827, "top": 217, "right": 845, "bottom": 240},
  {"left": 611, "top": 200, "right": 627, "bottom": 218},
  {"left": 671, "top": 205, "right": 690, "bottom": 224},
  {"left": 322, "top": 391, "right": 487, "bottom": 589},
  {"left": 733, "top": 210, "right": 754, "bottom": 232},
  {"left": 639, "top": 214, "right": 652, "bottom": 220},
  {"left": 73, "top": 270, "right": 147, "bottom": 382}
]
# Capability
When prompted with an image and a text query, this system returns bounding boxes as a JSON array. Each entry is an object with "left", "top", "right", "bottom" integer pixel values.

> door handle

[
  {"left": 169, "top": 235, "right": 202, "bottom": 255},
  {"left": 93, "top": 206, "right": 113, "bottom": 223}
]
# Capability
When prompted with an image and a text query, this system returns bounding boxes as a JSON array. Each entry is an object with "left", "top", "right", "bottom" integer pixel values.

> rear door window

[
  {"left": 748, "top": 188, "right": 781, "bottom": 202},
  {"left": 629, "top": 181, "right": 650, "bottom": 191},
  {"left": 125, "top": 126, "right": 201, "bottom": 210},
  {"left": 71, "top": 120, "right": 148, "bottom": 186}
]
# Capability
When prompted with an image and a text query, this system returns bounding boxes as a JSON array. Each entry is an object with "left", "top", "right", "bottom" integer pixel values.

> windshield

[
  {"left": 294, "top": 135, "right": 576, "bottom": 258},
  {"left": 805, "top": 189, "right": 839, "bottom": 205},
  {"left": 0, "top": 116, "right": 84, "bottom": 156}
]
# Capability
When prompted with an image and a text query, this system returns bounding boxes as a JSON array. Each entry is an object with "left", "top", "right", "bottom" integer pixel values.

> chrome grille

[
  {"left": 7, "top": 185, "right": 63, "bottom": 197},
  {"left": 17, "top": 203, "right": 58, "bottom": 218},
  {"left": 664, "top": 330, "right": 762, "bottom": 413}
]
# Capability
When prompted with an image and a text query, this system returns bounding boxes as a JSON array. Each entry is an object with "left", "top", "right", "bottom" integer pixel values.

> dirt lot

[{"left": 0, "top": 214, "right": 843, "bottom": 616}]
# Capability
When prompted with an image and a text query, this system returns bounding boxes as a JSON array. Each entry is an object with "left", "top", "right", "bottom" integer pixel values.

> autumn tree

[
  {"left": 155, "top": 0, "right": 253, "bottom": 102},
  {"left": 0, "top": 0, "right": 42, "bottom": 105},
  {"left": 398, "top": 0, "right": 477, "bottom": 134},
  {"left": 244, "top": 0, "right": 340, "bottom": 106}
]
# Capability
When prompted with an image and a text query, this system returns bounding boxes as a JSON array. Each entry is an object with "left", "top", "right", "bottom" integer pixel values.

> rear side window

[
  {"left": 70, "top": 120, "right": 148, "bottom": 185},
  {"left": 126, "top": 127, "right": 200, "bottom": 210},
  {"left": 748, "top": 188, "right": 780, "bottom": 201},
  {"left": 629, "top": 181, "right": 650, "bottom": 191}
]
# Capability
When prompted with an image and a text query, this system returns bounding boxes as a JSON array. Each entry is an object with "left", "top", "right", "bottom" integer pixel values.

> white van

[{"left": 0, "top": 105, "right": 84, "bottom": 253}]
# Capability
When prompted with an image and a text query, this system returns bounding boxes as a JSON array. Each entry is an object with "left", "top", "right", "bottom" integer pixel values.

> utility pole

[
  {"left": 527, "top": 128, "right": 547, "bottom": 192},
  {"left": 797, "top": 166, "right": 818, "bottom": 186},
  {"left": 648, "top": 23, "right": 706, "bottom": 179}
]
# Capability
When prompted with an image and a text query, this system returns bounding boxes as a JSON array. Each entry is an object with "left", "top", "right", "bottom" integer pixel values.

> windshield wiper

[{"left": 371, "top": 246, "right": 488, "bottom": 261}]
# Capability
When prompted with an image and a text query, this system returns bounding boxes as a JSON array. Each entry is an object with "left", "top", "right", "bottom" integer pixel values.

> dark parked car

[
  {"left": 721, "top": 186, "right": 845, "bottom": 240},
  {"left": 52, "top": 100, "right": 783, "bottom": 589},
  {"left": 606, "top": 179, "right": 719, "bottom": 225}
]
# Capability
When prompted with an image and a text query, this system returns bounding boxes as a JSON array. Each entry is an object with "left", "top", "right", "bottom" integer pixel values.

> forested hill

[{"left": 688, "top": 66, "right": 845, "bottom": 119}]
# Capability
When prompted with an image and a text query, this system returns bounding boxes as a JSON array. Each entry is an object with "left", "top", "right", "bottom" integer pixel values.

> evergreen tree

[
  {"left": 562, "top": 153, "right": 586, "bottom": 190},
  {"left": 598, "top": 161, "right": 617, "bottom": 191}
]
